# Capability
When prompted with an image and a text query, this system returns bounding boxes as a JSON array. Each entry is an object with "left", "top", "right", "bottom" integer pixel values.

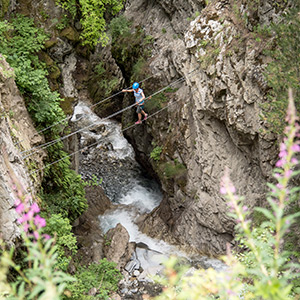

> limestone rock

[
  {"left": 73, "top": 185, "right": 113, "bottom": 265},
  {"left": 103, "top": 223, "right": 134, "bottom": 270},
  {"left": 124, "top": 0, "right": 280, "bottom": 255},
  {"left": 0, "top": 55, "right": 45, "bottom": 245}
]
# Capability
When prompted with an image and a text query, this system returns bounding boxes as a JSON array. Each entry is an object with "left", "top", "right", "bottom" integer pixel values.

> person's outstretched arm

[
  {"left": 122, "top": 89, "right": 134, "bottom": 92},
  {"left": 138, "top": 92, "right": 146, "bottom": 104}
]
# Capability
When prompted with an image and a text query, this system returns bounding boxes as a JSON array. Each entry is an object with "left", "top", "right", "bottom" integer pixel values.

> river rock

[
  {"left": 103, "top": 223, "right": 134, "bottom": 269},
  {"left": 72, "top": 185, "right": 113, "bottom": 265}
]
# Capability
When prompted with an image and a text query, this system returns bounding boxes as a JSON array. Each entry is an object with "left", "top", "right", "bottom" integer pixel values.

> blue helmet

[{"left": 132, "top": 82, "right": 139, "bottom": 89}]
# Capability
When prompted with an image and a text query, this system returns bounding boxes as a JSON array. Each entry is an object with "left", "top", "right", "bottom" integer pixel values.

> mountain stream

[{"left": 71, "top": 101, "right": 227, "bottom": 296}]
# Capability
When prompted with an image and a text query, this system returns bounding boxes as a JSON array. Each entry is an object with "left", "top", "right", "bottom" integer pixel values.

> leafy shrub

[
  {"left": 261, "top": 4, "right": 300, "bottom": 134},
  {"left": 108, "top": 15, "right": 131, "bottom": 43},
  {"left": 56, "top": 0, "right": 126, "bottom": 46},
  {"left": 55, "top": 0, "right": 77, "bottom": 18},
  {"left": 150, "top": 146, "right": 162, "bottom": 161},
  {"left": 65, "top": 258, "right": 122, "bottom": 299},
  {"left": 42, "top": 214, "right": 78, "bottom": 272},
  {"left": 162, "top": 161, "right": 187, "bottom": 179},
  {"left": 83, "top": 174, "right": 103, "bottom": 186},
  {"left": 0, "top": 15, "right": 87, "bottom": 221}
]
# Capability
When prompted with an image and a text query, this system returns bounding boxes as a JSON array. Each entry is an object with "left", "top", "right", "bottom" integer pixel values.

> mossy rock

[
  {"left": 0, "top": 0, "right": 10, "bottom": 17},
  {"left": 60, "top": 97, "right": 75, "bottom": 115},
  {"left": 45, "top": 38, "right": 58, "bottom": 49},
  {"left": 38, "top": 51, "right": 54, "bottom": 66},
  {"left": 60, "top": 26, "right": 80, "bottom": 42},
  {"left": 75, "top": 44, "right": 90, "bottom": 58},
  {"left": 49, "top": 64, "right": 61, "bottom": 80}
]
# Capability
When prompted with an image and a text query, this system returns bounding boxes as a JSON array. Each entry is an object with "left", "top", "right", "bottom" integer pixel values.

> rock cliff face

[
  {"left": 122, "top": 0, "right": 280, "bottom": 255},
  {"left": 0, "top": 0, "right": 282, "bottom": 256},
  {"left": 0, "top": 56, "right": 45, "bottom": 244}
]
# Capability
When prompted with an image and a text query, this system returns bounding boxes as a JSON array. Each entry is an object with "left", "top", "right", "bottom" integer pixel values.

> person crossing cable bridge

[{"left": 122, "top": 82, "right": 149, "bottom": 124}]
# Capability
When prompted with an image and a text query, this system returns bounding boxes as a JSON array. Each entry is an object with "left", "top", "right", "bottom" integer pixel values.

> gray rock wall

[
  {"left": 124, "top": 0, "right": 280, "bottom": 255},
  {"left": 0, "top": 56, "right": 45, "bottom": 245}
]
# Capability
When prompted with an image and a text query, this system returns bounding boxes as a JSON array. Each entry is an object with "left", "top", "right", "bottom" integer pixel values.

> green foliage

[
  {"left": 145, "top": 93, "right": 166, "bottom": 112},
  {"left": 65, "top": 258, "right": 122, "bottom": 299},
  {"left": 150, "top": 146, "right": 162, "bottom": 161},
  {"left": 98, "top": 77, "right": 119, "bottom": 96},
  {"left": 42, "top": 155, "right": 87, "bottom": 221},
  {"left": 43, "top": 214, "right": 77, "bottom": 272},
  {"left": 55, "top": 0, "right": 126, "bottom": 46},
  {"left": 0, "top": 185, "right": 74, "bottom": 299},
  {"left": 162, "top": 161, "right": 187, "bottom": 179},
  {"left": 110, "top": 18, "right": 153, "bottom": 82},
  {"left": 108, "top": 15, "right": 131, "bottom": 43},
  {"left": 261, "top": 4, "right": 300, "bottom": 134},
  {"left": 0, "top": 15, "right": 87, "bottom": 221},
  {"left": 55, "top": 0, "right": 77, "bottom": 18},
  {"left": 55, "top": 14, "right": 70, "bottom": 31},
  {"left": 131, "top": 57, "right": 147, "bottom": 81},
  {"left": 83, "top": 174, "right": 103, "bottom": 186},
  {"left": 79, "top": 0, "right": 125, "bottom": 46},
  {"left": 235, "top": 225, "right": 274, "bottom": 268},
  {"left": 94, "top": 62, "right": 106, "bottom": 76},
  {"left": 1, "top": 236, "right": 74, "bottom": 299}
]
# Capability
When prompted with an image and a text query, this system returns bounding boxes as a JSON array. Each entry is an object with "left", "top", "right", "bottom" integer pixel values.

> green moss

[
  {"left": 49, "top": 64, "right": 61, "bottom": 80},
  {"left": 60, "top": 97, "right": 74, "bottom": 115},
  {"left": 44, "top": 38, "right": 58, "bottom": 49},
  {"left": 60, "top": 26, "right": 79, "bottom": 41},
  {"left": 39, "top": 52, "right": 54, "bottom": 66},
  {"left": 161, "top": 161, "right": 187, "bottom": 179},
  {"left": 0, "top": 0, "right": 10, "bottom": 18}
]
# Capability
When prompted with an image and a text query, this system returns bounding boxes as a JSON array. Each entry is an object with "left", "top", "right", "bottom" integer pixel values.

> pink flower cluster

[
  {"left": 275, "top": 140, "right": 300, "bottom": 168},
  {"left": 14, "top": 193, "right": 49, "bottom": 240}
]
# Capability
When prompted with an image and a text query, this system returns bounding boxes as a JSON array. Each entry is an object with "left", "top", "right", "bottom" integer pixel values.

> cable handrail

[
  {"left": 21, "top": 67, "right": 200, "bottom": 159},
  {"left": 13, "top": 70, "right": 161, "bottom": 147},
  {"left": 29, "top": 86, "right": 197, "bottom": 176}
]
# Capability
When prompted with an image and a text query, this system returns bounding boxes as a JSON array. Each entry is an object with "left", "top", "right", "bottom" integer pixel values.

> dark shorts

[{"left": 136, "top": 105, "right": 144, "bottom": 113}]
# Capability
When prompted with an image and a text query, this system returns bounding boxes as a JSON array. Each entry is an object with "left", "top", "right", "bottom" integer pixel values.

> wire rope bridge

[{"left": 17, "top": 67, "right": 200, "bottom": 176}]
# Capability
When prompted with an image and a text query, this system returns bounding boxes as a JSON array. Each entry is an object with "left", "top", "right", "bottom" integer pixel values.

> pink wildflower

[
  {"left": 33, "top": 231, "right": 39, "bottom": 240},
  {"left": 276, "top": 183, "right": 284, "bottom": 189},
  {"left": 14, "top": 198, "right": 21, "bottom": 207},
  {"left": 25, "top": 210, "right": 34, "bottom": 220},
  {"left": 291, "top": 158, "right": 298, "bottom": 164},
  {"left": 284, "top": 170, "right": 293, "bottom": 178},
  {"left": 17, "top": 216, "right": 26, "bottom": 224},
  {"left": 220, "top": 187, "right": 227, "bottom": 195},
  {"left": 291, "top": 144, "right": 300, "bottom": 152},
  {"left": 34, "top": 215, "right": 46, "bottom": 228},
  {"left": 30, "top": 203, "right": 40, "bottom": 213},
  {"left": 43, "top": 234, "right": 51, "bottom": 240},
  {"left": 242, "top": 206, "right": 248, "bottom": 212},
  {"left": 275, "top": 159, "right": 285, "bottom": 168},
  {"left": 279, "top": 150, "right": 287, "bottom": 158},
  {"left": 23, "top": 223, "right": 30, "bottom": 232},
  {"left": 15, "top": 203, "right": 25, "bottom": 214},
  {"left": 280, "top": 143, "right": 286, "bottom": 152}
]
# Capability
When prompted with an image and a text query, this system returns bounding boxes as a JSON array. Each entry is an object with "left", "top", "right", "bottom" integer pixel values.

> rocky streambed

[{"left": 71, "top": 102, "right": 227, "bottom": 298}]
